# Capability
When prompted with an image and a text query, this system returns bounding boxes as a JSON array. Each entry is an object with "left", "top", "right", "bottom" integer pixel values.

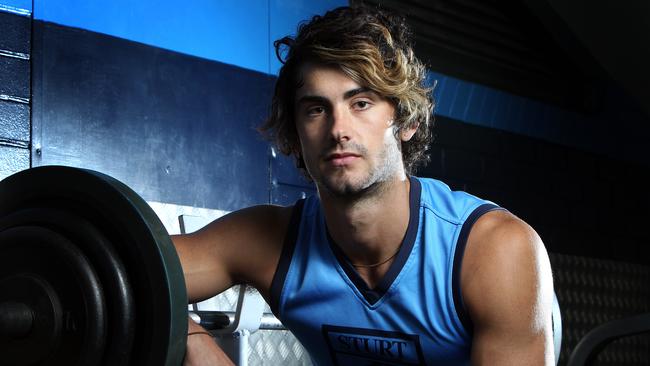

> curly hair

[{"left": 259, "top": 5, "right": 434, "bottom": 175}]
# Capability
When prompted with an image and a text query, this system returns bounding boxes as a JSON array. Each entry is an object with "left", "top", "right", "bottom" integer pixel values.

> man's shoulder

[
  {"left": 414, "top": 176, "right": 497, "bottom": 224},
  {"left": 231, "top": 203, "right": 296, "bottom": 232},
  {"left": 467, "top": 209, "right": 541, "bottom": 258},
  {"left": 199, "top": 204, "right": 296, "bottom": 252},
  {"left": 462, "top": 210, "right": 547, "bottom": 298}
]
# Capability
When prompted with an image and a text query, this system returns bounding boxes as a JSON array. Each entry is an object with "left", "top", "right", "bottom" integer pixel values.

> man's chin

[{"left": 319, "top": 175, "right": 370, "bottom": 197}]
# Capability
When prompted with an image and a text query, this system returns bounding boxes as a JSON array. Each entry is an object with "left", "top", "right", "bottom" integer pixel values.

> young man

[{"left": 176, "top": 5, "right": 555, "bottom": 366}]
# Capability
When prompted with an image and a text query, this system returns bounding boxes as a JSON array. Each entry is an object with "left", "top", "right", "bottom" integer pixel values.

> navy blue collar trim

[
  {"left": 269, "top": 198, "right": 306, "bottom": 316},
  {"left": 451, "top": 203, "right": 504, "bottom": 334},
  {"left": 327, "top": 177, "right": 422, "bottom": 305}
]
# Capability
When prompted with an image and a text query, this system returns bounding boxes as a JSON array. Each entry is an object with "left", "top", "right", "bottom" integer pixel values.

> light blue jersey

[{"left": 270, "top": 176, "right": 501, "bottom": 366}]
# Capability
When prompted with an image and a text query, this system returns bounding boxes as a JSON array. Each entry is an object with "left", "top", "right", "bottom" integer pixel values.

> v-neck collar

[{"left": 326, "top": 176, "right": 422, "bottom": 305}]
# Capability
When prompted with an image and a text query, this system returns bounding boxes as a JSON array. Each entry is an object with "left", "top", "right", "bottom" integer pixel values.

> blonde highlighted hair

[{"left": 260, "top": 5, "right": 434, "bottom": 175}]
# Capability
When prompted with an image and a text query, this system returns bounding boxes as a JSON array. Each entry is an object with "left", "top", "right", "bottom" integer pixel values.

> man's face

[{"left": 294, "top": 63, "right": 416, "bottom": 197}]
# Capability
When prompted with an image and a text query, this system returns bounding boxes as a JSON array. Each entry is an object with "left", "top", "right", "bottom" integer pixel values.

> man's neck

[{"left": 319, "top": 175, "right": 412, "bottom": 266}]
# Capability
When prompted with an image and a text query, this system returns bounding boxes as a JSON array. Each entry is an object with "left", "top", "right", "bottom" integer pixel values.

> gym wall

[
  {"left": 1, "top": 0, "right": 649, "bottom": 365},
  {"left": 1, "top": 0, "right": 346, "bottom": 210},
  {"left": 0, "top": 4, "right": 30, "bottom": 181}
]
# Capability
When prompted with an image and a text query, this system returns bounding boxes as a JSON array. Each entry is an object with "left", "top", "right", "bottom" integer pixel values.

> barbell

[{"left": 0, "top": 166, "right": 187, "bottom": 365}]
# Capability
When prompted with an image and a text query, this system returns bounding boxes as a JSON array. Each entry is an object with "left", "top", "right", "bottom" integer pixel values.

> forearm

[{"left": 184, "top": 318, "right": 235, "bottom": 366}]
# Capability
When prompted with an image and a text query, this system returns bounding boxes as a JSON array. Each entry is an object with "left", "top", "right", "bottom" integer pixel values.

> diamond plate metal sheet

[
  {"left": 247, "top": 330, "right": 312, "bottom": 366},
  {"left": 550, "top": 253, "right": 650, "bottom": 365}
]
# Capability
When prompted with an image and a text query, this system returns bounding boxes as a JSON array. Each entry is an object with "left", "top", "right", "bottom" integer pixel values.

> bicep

[
  {"left": 173, "top": 231, "right": 235, "bottom": 303},
  {"left": 462, "top": 213, "right": 555, "bottom": 365},
  {"left": 173, "top": 205, "right": 291, "bottom": 303}
]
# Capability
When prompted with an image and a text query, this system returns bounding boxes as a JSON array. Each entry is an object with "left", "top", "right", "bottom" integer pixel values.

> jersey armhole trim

[
  {"left": 451, "top": 203, "right": 504, "bottom": 335},
  {"left": 269, "top": 198, "right": 306, "bottom": 316}
]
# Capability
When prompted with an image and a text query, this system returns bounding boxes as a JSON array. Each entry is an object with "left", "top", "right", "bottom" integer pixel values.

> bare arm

[
  {"left": 172, "top": 204, "right": 293, "bottom": 366},
  {"left": 173, "top": 204, "right": 293, "bottom": 303},
  {"left": 183, "top": 318, "right": 235, "bottom": 366},
  {"left": 462, "top": 211, "right": 555, "bottom": 365}
]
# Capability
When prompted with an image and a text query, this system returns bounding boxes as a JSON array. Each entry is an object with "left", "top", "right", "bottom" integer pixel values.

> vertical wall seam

[{"left": 28, "top": 0, "right": 34, "bottom": 168}]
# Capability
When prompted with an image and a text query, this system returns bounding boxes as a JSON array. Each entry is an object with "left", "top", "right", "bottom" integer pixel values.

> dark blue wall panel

[
  {"left": 0, "top": 57, "right": 29, "bottom": 99},
  {"left": 0, "top": 101, "right": 29, "bottom": 142},
  {"left": 0, "top": 8, "right": 31, "bottom": 180},
  {"left": 32, "top": 21, "right": 274, "bottom": 211},
  {"left": 0, "top": 145, "right": 28, "bottom": 179},
  {"left": 0, "top": 10, "right": 30, "bottom": 53},
  {"left": 270, "top": 150, "right": 315, "bottom": 205},
  {"left": 0, "top": 10, "right": 30, "bottom": 144}
]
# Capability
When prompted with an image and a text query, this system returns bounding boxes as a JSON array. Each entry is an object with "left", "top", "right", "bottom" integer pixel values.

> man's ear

[{"left": 399, "top": 123, "right": 419, "bottom": 142}]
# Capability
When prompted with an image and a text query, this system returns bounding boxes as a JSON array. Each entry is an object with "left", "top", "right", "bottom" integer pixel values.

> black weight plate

[
  {"left": 0, "top": 207, "right": 135, "bottom": 365},
  {"left": 0, "top": 166, "right": 188, "bottom": 366},
  {"left": 0, "top": 226, "right": 106, "bottom": 366}
]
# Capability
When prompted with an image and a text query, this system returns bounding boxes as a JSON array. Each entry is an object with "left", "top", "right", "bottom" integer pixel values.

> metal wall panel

[
  {"left": 0, "top": 10, "right": 30, "bottom": 53},
  {"left": 31, "top": 21, "right": 274, "bottom": 211},
  {"left": 0, "top": 100, "right": 29, "bottom": 142},
  {"left": 270, "top": 149, "right": 315, "bottom": 205},
  {"left": 0, "top": 8, "right": 30, "bottom": 178},
  {"left": 0, "top": 56, "right": 29, "bottom": 99},
  {"left": 0, "top": 145, "right": 29, "bottom": 180}
]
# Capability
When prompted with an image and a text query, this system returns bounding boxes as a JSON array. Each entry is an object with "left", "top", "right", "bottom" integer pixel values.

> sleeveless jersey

[{"left": 269, "top": 176, "right": 501, "bottom": 366}]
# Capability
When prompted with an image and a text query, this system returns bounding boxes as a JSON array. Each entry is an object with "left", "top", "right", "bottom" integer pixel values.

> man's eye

[
  {"left": 353, "top": 101, "right": 371, "bottom": 110},
  {"left": 307, "top": 107, "right": 325, "bottom": 116}
]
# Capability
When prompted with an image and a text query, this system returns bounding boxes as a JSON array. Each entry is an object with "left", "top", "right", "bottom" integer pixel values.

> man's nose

[{"left": 328, "top": 106, "right": 351, "bottom": 142}]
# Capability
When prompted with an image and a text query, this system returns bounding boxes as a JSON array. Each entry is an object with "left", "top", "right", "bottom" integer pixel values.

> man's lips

[{"left": 325, "top": 152, "right": 361, "bottom": 166}]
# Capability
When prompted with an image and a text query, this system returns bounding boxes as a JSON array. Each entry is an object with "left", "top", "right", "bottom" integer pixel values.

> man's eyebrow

[
  {"left": 343, "top": 87, "right": 372, "bottom": 99},
  {"left": 295, "top": 95, "right": 328, "bottom": 106},
  {"left": 295, "top": 87, "right": 374, "bottom": 106}
]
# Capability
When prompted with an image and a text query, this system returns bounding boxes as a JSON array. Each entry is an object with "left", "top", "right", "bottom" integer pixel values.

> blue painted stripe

[
  {"left": 0, "top": 1, "right": 32, "bottom": 15},
  {"left": 33, "top": 0, "right": 270, "bottom": 73},
  {"left": 426, "top": 70, "right": 604, "bottom": 153},
  {"left": 30, "top": 0, "right": 346, "bottom": 75}
]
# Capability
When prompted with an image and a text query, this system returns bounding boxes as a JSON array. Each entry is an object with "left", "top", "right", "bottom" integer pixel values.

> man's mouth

[{"left": 325, "top": 152, "right": 361, "bottom": 166}]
